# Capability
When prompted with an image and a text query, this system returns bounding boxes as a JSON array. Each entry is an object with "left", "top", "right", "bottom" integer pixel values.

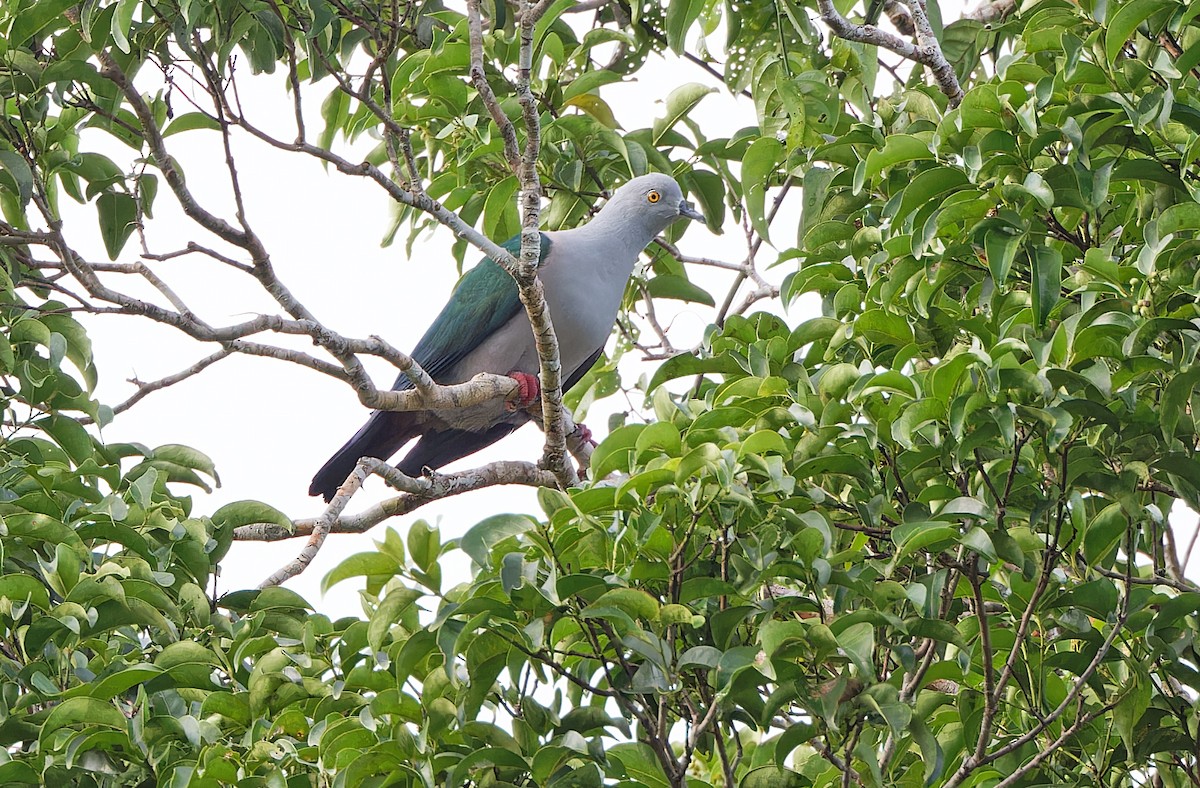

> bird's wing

[
  {"left": 564, "top": 346, "right": 605, "bottom": 390},
  {"left": 392, "top": 233, "right": 550, "bottom": 389}
]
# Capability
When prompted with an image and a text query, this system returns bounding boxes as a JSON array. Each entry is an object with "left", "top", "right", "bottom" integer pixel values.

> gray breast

[{"left": 436, "top": 228, "right": 641, "bottom": 432}]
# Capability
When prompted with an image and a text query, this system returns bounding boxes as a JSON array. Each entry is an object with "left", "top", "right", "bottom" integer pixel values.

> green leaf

[
  {"left": 201, "top": 692, "right": 251, "bottom": 725},
  {"left": 893, "top": 522, "right": 960, "bottom": 559},
  {"left": 837, "top": 622, "right": 876, "bottom": 680},
  {"left": 210, "top": 500, "right": 291, "bottom": 533},
  {"left": 97, "top": 191, "right": 138, "bottom": 260},
  {"left": 1161, "top": 367, "right": 1200, "bottom": 438},
  {"left": 368, "top": 587, "right": 422, "bottom": 650},
  {"left": 895, "top": 166, "right": 970, "bottom": 224},
  {"left": 0, "top": 150, "right": 33, "bottom": 207},
  {"left": 40, "top": 697, "right": 129, "bottom": 744},
  {"left": 35, "top": 415, "right": 94, "bottom": 465},
  {"left": 865, "top": 134, "right": 934, "bottom": 179},
  {"left": 1111, "top": 679, "right": 1148, "bottom": 761},
  {"left": 1031, "top": 245, "right": 1063, "bottom": 327},
  {"left": 651, "top": 83, "right": 715, "bottom": 145},
  {"left": 1156, "top": 202, "right": 1200, "bottom": 236},
  {"left": 666, "top": 0, "right": 706, "bottom": 53},
  {"left": 646, "top": 351, "right": 742, "bottom": 392},
  {"left": 1150, "top": 592, "right": 1200, "bottom": 631},
  {"left": 0, "top": 762, "right": 40, "bottom": 784},
  {"left": 592, "top": 423, "right": 646, "bottom": 477},
  {"left": 855, "top": 369, "right": 918, "bottom": 400},
  {"left": 446, "top": 747, "right": 529, "bottom": 788},
  {"left": 608, "top": 742, "right": 671, "bottom": 788},
  {"left": 153, "top": 444, "right": 219, "bottom": 484},
  {"left": 563, "top": 93, "right": 619, "bottom": 129},
  {"left": 483, "top": 175, "right": 520, "bottom": 241},
  {"left": 982, "top": 222, "right": 1022, "bottom": 287},
  {"left": 687, "top": 168, "right": 726, "bottom": 232},
  {"left": 740, "top": 430, "right": 788, "bottom": 456},
  {"left": 856, "top": 309, "right": 913, "bottom": 346},
  {"left": 1105, "top": 0, "right": 1171, "bottom": 65},
  {"left": 562, "top": 70, "right": 624, "bottom": 101},
  {"left": 11, "top": 0, "right": 76, "bottom": 42},
  {"left": 0, "top": 574, "right": 51, "bottom": 611},
  {"left": 861, "top": 683, "right": 912, "bottom": 733},
  {"left": 1083, "top": 503, "right": 1126, "bottom": 567},
  {"left": 163, "top": 112, "right": 221, "bottom": 136},
  {"left": 678, "top": 645, "right": 722, "bottom": 668},
  {"left": 110, "top": 0, "right": 138, "bottom": 54},
  {"left": 906, "top": 617, "right": 966, "bottom": 648},
  {"left": 645, "top": 274, "right": 715, "bottom": 306},
  {"left": 584, "top": 588, "right": 660, "bottom": 621},
  {"left": 743, "top": 137, "right": 783, "bottom": 243},
  {"left": 321, "top": 552, "right": 402, "bottom": 594},
  {"left": 799, "top": 166, "right": 834, "bottom": 244},
  {"left": 741, "top": 766, "right": 808, "bottom": 787},
  {"left": 250, "top": 586, "right": 312, "bottom": 611},
  {"left": 892, "top": 399, "right": 946, "bottom": 449},
  {"left": 676, "top": 442, "right": 721, "bottom": 485},
  {"left": 910, "top": 715, "right": 945, "bottom": 785},
  {"left": 407, "top": 519, "right": 441, "bottom": 573},
  {"left": 318, "top": 87, "right": 350, "bottom": 151},
  {"left": 460, "top": 513, "right": 536, "bottom": 567},
  {"left": 63, "top": 665, "right": 163, "bottom": 700},
  {"left": 635, "top": 421, "right": 682, "bottom": 458}
]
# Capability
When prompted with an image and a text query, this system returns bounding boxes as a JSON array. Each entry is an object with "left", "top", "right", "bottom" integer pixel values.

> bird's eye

[{"left": 647, "top": 190, "right": 661, "bottom": 203}]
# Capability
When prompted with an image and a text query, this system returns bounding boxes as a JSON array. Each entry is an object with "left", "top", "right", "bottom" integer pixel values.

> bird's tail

[{"left": 308, "top": 411, "right": 417, "bottom": 502}]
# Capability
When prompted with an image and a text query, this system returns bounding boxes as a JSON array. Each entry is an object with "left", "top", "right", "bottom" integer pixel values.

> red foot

[
  {"left": 574, "top": 423, "right": 596, "bottom": 447},
  {"left": 506, "top": 371, "right": 540, "bottom": 411}
]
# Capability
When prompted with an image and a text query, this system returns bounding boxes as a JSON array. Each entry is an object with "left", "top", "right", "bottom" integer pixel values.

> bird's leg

[
  {"left": 572, "top": 422, "right": 596, "bottom": 447},
  {"left": 505, "top": 371, "right": 541, "bottom": 411}
]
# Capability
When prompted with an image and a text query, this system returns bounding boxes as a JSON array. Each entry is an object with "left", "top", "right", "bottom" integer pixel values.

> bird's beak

[{"left": 678, "top": 199, "right": 704, "bottom": 222}]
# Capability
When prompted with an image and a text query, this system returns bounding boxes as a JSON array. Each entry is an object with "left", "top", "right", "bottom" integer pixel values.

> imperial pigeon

[{"left": 309, "top": 173, "right": 704, "bottom": 501}]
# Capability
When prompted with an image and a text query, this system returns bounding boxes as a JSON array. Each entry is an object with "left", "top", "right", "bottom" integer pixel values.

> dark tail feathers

[{"left": 308, "top": 411, "right": 416, "bottom": 502}]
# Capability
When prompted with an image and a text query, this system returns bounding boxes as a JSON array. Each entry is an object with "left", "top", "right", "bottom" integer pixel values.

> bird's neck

[{"left": 574, "top": 204, "right": 659, "bottom": 269}]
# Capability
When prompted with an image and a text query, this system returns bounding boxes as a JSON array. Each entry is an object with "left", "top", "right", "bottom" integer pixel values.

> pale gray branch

[
  {"left": 257, "top": 458, "right": 368, "bottom": 587},
  {"left": 467, "top": 0, "right": 521, "bottom": 172},
  {"left": 464, "top": 0, "right": 575, "bottom": 488},
  {"left": 816, "top": 0, "right": 964, "bottom": 107},
  {"left": 80, "top": 349, "right": 234, "bottom": 425},
  {"left": 234, "top": 461, "right": 557, "bottom": 541}
]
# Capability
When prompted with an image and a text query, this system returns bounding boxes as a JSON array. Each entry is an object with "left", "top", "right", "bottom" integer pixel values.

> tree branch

[
  {"left": 816, "top": 0, "right": 964, "bottom": 106},
  {"left": 464, "top": 0, "right": 575, "bottom": 487},
  {"left": 81, "top": 349, "right": 233, "bottom": 425},
  {"left": 233, "top": 461, "right": 558, "bottom": 541}
]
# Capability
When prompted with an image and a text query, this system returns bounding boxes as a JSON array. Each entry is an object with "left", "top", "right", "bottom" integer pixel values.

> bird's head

[{"left": 603, "top": 173, "right": 705, "bottom": 236}]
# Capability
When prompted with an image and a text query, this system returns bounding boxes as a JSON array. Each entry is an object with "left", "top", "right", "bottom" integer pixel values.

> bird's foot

[
  {"left": 506, "top": 371, "right": 540, "bottom": 411},
  {"left": 572, "top": 423, "right": 596, "bottom": 447}
]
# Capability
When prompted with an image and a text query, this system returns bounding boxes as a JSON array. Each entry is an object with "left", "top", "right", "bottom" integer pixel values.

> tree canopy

[{"left": 0, "top": 0, "right": 1199, "bottom": 785}]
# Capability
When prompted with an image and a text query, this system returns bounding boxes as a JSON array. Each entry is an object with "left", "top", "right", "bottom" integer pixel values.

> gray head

[{"left": 588, "top": 173, "right": 704, "bottom": 241}]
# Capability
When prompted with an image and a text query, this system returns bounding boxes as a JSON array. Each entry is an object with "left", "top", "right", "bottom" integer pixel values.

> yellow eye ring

[{"left": 647, "top": 190, "right": 661, "bottom": 203}]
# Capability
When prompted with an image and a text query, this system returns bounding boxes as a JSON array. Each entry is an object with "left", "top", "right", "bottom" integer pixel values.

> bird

[{"left": 309, "top": 172, "right": 704, "bottom": 501}]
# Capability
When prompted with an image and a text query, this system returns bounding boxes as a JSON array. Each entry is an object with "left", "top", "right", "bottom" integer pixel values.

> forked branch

[{"left": 816, "top": 0, "right": 964, "bottom": 106}]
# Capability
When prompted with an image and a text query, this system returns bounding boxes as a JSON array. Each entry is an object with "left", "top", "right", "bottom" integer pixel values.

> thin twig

[{"left": 82, "top": 349, "right": 233, "bottom": 424}]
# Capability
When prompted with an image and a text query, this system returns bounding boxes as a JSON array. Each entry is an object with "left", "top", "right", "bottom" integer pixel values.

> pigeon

[{"left": 309, "top": 172, "right": 704, "bottom": 501}]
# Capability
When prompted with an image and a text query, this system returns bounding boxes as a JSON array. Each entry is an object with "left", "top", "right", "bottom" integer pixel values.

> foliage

[{"left": 0, "top": 0, "right": 1199, "bottom": 785}]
